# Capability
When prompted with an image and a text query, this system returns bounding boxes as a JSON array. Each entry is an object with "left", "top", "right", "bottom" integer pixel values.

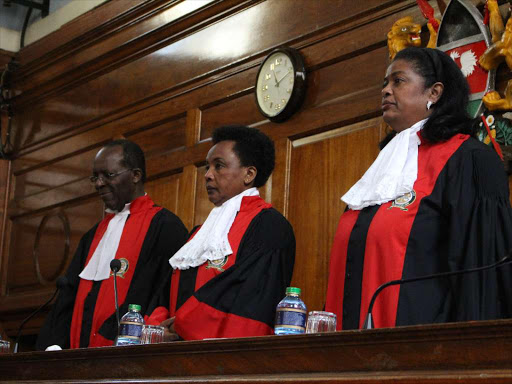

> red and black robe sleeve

[
  {"left": 326, "top": 135, "right": 512, "bottom": 329},
  {"left": 147, "top": 197, "right": 295, "bottom": 340},
  {"left": 36, "top": 200, "right": 188, "bottom": 350}
]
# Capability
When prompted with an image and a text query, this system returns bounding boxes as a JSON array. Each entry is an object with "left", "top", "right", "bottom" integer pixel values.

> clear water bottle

[
  {"left": 115, "top": 304, "right": 144, "bottom": 346},
  {"left": 274, "top": 287, "right": 307, "bottom": 335}
]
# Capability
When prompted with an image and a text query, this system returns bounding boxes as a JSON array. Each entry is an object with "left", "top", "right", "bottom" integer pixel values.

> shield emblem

[{"left": 436, "top": 0, "right": 494, "bottom": 117}]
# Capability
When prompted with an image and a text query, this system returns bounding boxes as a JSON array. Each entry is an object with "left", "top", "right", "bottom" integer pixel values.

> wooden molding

[
  {"left": 12, "top": 0, "right": 258, "bottom": 108},
  {"left": 1, "top": 320, "right": 512, "bottom": 382}
]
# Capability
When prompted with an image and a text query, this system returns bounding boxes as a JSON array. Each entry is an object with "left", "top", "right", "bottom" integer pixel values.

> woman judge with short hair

[{"left": 147, "top": 125, "right": 295, "bottom": 340}]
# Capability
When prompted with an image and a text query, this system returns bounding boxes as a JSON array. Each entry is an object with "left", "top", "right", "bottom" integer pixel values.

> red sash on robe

[
  {"left": 326, "top": 134, "right": 469, "bottom": 329},
  {"left": 69, "top": 195, "right": 161, "bottom": 348}
]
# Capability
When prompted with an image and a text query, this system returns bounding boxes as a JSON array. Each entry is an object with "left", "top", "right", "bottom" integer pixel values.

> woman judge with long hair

[{"left": 326, "top": 47, "right": 512, "bottom": 329}]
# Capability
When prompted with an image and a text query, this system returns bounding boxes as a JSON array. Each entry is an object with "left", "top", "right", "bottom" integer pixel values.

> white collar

[
  {"left": 341, "top": 119, "right": 427, "bottom": 210},
  {"left": 79, "top": 204, "right": 131, "bottom": 281},
  {"left": 169, "top": 188, "right": 259, "bottom": 270}
]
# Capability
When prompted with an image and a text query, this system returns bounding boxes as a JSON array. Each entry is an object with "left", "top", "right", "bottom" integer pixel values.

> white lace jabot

[
  {"left": 341, "top": 119, "right": 426, "bottom": 210},
  {"left": 170, "top": 188, "right": 260, "bottom": 270}
]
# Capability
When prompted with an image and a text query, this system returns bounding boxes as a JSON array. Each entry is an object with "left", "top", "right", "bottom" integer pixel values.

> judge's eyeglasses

[{"left": 89, "top": 169, "right": 132, "bottom": 184}]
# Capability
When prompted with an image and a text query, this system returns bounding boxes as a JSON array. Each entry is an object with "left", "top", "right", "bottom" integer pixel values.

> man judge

[{"left": 36, "top": 140, "right": 188, "bottom": 349}]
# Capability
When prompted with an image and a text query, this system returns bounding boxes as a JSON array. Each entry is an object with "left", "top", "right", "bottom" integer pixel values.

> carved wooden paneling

[
  {"left": 12, "top": 149, "right": 96, "bottom": 217},
  {"left": 11, "top": 0, "right": 412, "bottom": 151},
  {"left": 194, "top": 165, "right": 211, "bottom": 227},
  {"left": 126, "top": 116, "right": 187, "bottom": 158},
  {"left": 7, "top": 199, "right": 103, "bottom": 294},
  {"left": 201, "top": 92, "right": 260, "bottom": 140},
  {"left": 145, "top": 173, "right": 181, "bottom": 215}
]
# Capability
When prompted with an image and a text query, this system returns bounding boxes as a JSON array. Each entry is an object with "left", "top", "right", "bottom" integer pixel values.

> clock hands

[
  {"left": 276, "top": 71, "right": 290, "bottom": 85},
  {"left": 270, "top": 70, "right": 290, "bottom": 88}
]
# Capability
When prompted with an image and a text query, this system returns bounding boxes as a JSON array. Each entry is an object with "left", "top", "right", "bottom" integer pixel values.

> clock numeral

[
  {"left": 270, "top": 63, "right": 275, "bottom": 71},
  {"left": 262, "top": 85, "right": 268, "bottom": 91},
  {"left": 265, "top": 73, "right": 271, "bottom": 80},
  {"left": 287, "top": 88, "right": 292, "bottom": 93},
  {"left": 289, "top": 77, "right": 293, "bottom": 84},
  {"left": 275, "top": 58, "right": 282, "bottom": 66},
  {"left": 275, "top": 104, "right": 281, "bottom": 110},
  {"left": 264, "top": 95, "right": 270, "bottom": 101},
  {"left": 289, "top": 67, "right": 293, "bottom": 72},
  {"left": 281, "top": 98, "right": 286, "bottom": 103}
]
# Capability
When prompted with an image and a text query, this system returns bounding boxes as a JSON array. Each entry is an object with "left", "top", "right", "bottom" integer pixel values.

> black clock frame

[{"left": 255, "top": 46, "right": 307, "bottom": 123}]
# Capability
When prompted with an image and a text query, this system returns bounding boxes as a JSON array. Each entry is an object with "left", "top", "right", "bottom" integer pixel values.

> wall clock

[{"left": 255, "top": 47, "right": 307, "bottom": 123}]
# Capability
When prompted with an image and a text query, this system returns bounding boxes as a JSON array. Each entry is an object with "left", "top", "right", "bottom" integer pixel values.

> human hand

[{"left": 160, "top": 317, "right": 180, "bottom": 341}]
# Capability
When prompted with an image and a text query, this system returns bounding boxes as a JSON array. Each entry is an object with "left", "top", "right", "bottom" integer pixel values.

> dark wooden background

[{"left": 0, "top": 0, "right": 501, "bottom": 345}]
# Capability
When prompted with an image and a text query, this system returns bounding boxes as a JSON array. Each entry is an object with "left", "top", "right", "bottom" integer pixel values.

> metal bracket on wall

[{"left": 2, "top": 0, "right": 50, "bottom": 18}]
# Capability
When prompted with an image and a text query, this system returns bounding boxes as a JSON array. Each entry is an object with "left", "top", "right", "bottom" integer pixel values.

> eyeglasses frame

[{"left": 89, "top": 168, "right": 133, "bottom": 184}]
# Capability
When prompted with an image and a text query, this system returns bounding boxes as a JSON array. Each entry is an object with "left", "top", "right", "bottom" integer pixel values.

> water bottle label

[
  {"left": 118, "top": 321, "right": 143, "bottom": 338},
  {"left": 275, "top": 308, "right": 307, "bottom": 330}
]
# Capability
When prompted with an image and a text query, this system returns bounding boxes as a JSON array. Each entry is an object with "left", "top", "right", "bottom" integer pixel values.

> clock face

[{"left": 256, "top": 51, "right": 296, "bottom": 118}]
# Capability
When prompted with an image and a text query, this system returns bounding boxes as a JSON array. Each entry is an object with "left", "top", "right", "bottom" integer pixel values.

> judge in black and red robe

[
  {"left": 325, "top": 48, "right": 512, "bottom": 330},
  {"left": 146, "top": 125, "right": 295, "bottom": 340},
  {"left": 36, "top": 140, "right": 188, "bottom": 350}
]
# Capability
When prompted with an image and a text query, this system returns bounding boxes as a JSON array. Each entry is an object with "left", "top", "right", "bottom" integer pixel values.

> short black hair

[
  {"left": 212, "top": 125, "right": 275, "bottom": 188},
  {"left": 104, "top": 139, "right": 146, "bottom": 183},
  {"left": 393, "top": 47, "right": 475, "bottom": 142}
]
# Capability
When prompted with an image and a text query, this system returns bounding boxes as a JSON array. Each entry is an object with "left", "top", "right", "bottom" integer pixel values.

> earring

[{"left": 426, "top": 101, "right": 433, "bottom": 110}]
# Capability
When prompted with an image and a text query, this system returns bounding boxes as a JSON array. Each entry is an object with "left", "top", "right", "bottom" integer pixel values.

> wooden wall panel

[
  {"left": 11, "top": 0, "right": 408, "bottom": 151},
  {"left": 126, "top": 116, "right": 187, "bottom": 158},
  {"left": 194, "top": 165, "right": 211, "bottom": 227},
  {"left": 145, "top": 173, "right": 181, "bottom": 215},
  {"left": 201, "top": 92, "right": 259, "bottom": 140},
  {"left": 12, "top": 149, "right": 96, "bottom": 218},
  {"left": 7, "top": 198, "right": 103, "bottom": 294},
  {"left": 15, "top": 0, "right": 215, "bottom": 90}
]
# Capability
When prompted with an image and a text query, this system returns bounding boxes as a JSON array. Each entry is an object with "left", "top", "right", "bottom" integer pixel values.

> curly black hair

[
  {"left": 104, "top": 139, "right": 146, "bottom": 183},
  {"left": 212, "top": 125, "right": 275, "bottom": 188},
  {"left": 391, "top": 47, "right": 476, "bottom": 143}
]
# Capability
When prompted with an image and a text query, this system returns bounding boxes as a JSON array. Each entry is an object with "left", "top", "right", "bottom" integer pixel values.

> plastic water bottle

[
  {"left": 115, "top": 304, "right": 144, "bottom": 346},
  {"left": 274, "top": 287, "right": 307, "bottom": 335}
]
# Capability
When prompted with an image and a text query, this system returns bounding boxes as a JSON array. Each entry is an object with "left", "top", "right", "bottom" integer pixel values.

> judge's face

[
  {"left": 92, "top": 146, "right": 136, "bottom": 211},
  {"left": 381, "top": 59, "right": 433, "bottom": 133},
  {"left": 205, "top": 141, "right": 253, "bottom": 207}
]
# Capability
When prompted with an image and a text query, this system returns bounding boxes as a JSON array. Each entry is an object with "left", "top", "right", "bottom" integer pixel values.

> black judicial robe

[
  {"left": 147, "top": 196, "right": 295, "bottom": 339},
  {"left": 36, "top": 195, "right": 188, "bottom": 350},
  {"left": 325, "top": 134, "right": 512, "bottom": 330}
]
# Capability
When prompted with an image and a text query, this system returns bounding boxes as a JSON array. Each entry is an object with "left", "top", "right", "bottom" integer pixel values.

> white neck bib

[{"left": 341, "top": 119, "right": 426, "bottom": 210}]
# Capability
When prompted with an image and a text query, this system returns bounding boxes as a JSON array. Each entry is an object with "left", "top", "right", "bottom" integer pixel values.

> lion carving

[{"left": 387, "top": 17, "right": 422, "bottom": 60}]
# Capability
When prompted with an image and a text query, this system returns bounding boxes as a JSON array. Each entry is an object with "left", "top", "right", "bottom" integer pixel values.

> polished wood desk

[{"left": 1, "top": 320, "right": 511, "bottom": 384}]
